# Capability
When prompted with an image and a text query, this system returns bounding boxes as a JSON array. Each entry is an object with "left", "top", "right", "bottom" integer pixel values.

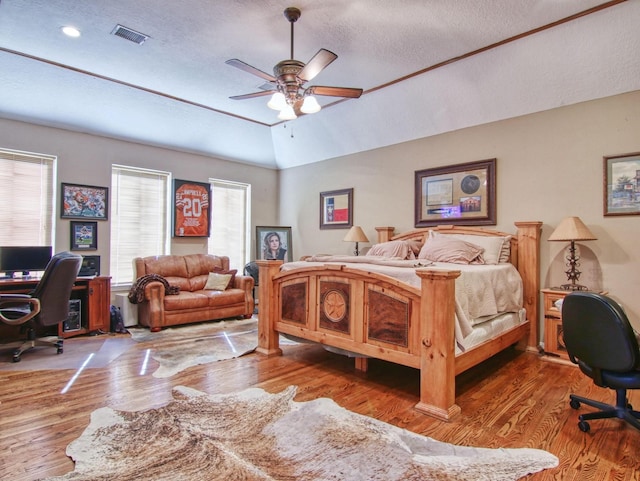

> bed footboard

[{"left": 256, "top": 260, "right": 464, "bottom": 420}]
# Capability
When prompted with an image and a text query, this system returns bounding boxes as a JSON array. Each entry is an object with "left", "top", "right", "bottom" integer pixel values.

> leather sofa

[{"left": 132, "top": 254, "right": 254, "bottom": 331}]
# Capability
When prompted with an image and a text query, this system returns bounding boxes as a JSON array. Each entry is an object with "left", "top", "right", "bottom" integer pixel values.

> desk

[{"left": 0, "top": 276, "right": 111, "bottom": 338}]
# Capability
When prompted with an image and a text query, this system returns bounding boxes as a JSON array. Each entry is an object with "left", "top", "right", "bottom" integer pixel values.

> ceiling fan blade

[
  {"left": 258, "top": 82, "right": 277, "bottom": 91},
  {"left": 225, "top": 59, "right": 276, "bottom": 82},
  {"left": 229, "top": 90, "right": 274, "bottom": 101},
  {"left": 309, "top": 86, "right": 363, "bottom": 98},
  {"left": 298, "top": 49, "right": 337, "bottom": 82}
]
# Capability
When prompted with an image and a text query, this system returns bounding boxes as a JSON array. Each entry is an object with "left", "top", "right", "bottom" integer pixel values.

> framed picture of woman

[{"left": 256, "top": 226, "right": 292, "bottom": 262}]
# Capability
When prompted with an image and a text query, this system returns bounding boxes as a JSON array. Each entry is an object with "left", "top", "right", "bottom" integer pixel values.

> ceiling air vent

[{"left": 111, "top": 24, "right": 149, "bottom": 45}]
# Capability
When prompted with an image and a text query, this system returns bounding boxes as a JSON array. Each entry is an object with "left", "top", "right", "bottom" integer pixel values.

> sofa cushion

[
  {"left": 140, "top": 255, "right": 188, "bottom": 278},
  {"left": 184, "top": 254, "right": 228, "bottom": 278},
  {"left": 163, "top": 291, "right": 210, "bottom": 310},
  {"left": 199, "top": 288, "right": 246, "bottom": 307}
]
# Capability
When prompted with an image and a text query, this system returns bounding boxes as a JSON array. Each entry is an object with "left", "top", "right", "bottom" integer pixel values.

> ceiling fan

[{"left": 225, "top": 7, "right": 363, "bottom": 120}]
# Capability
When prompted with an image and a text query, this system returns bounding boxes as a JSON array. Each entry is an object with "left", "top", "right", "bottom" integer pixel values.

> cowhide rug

[
  {"left": 128, "top": 318, "right": 295, "bottom": 378},
  {"left": 43, "top": 386, "right": 558, "bottom": 481}
]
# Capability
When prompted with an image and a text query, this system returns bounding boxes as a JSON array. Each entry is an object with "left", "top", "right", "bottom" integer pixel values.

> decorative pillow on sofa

[
  {"left": 204, "top": 272, "right": 232, "bottom": 291},
  {"left": 418, "top": 236, "right": 485, "bottom": 264},
  {"left": 215, "top": 268, "right": 237, "bottom": 287}
]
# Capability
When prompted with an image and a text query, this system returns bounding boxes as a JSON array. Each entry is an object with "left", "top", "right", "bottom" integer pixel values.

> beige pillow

[
  {"left": 430, "top": 231, "right": 508, "bottom": 265},
  {"left": 204, "top": 272, "right": 232, "bottom": 291},
  {"left": 367, "top": 240, "right": 415, "bottom": 259},
  {"left": 418, "top": 236, "right": 484, "bottom": 264}
]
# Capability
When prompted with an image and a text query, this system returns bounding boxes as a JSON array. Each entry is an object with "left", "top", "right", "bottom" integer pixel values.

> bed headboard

[
  {"left": 375, "top": 225, "right": 519, "bottom": 266},
  {"left": 375, "top": 222, "right": 542, "bottom": 348}
]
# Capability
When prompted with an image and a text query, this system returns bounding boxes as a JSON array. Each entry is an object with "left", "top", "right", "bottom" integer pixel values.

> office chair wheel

[
  {"left": 578, "top": 420, "right": 590, "bottom": 433},
  {"left": 570, "top": 399, "right": 581, "bottom": 410},
  {"left": 57, "top": 347, "right": 63, "bottom": 354},
  {"left": 12, "top": 351, "right": 21, "bottom": 363}
]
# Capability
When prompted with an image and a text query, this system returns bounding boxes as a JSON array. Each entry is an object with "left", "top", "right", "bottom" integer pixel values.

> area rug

[
  {"left": 128, "top": 318, "right": 296, "bottom": 378},
  {"left": 43, "top": 385, "right": 558, "bottom": 480}
]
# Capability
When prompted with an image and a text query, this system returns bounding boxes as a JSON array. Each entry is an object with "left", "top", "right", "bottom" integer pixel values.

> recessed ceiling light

[{"left": 61, "top": 26, "right": 81, "bottom": 38}]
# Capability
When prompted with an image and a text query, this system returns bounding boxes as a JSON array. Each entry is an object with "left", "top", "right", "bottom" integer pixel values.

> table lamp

[
  {"left": 343, "top": 226, "right": 369, "bottom": 256},
  {"left": 548, "top": 216, "right": 597, "bottom": 291}
]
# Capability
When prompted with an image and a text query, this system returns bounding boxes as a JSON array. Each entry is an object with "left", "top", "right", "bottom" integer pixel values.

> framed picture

[
  {"left": 256, "top": 226, "right": 292, "bottom": 262},
  {"left": 70, "top": 221, "right": 97, "bottom": 250},
  {"left": 414, "top": 158, "right": 496, "bottom": 227},
  {"left": 603, "top": 152, "right": 640, "bottom": 216},
  {"left": 61, "top": 183, "right": 109, "bottom": 220},
  {"left": 173, "top": 179, "right": 211, "bottom": 237},
  {"left": 319, "top": 188, "right": 353, "bottom": 229}
]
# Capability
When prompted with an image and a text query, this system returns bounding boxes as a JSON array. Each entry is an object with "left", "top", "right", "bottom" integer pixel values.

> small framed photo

[
  {"left": 603, "top": 152, "right": 640, "bottom": 216},
  {"left": 319, "top": 188, "right": 353, "bottom": 230},
  {"left": 415, "top": 158, "right": 496, "bottom": 227},
  {"left": 256, "top": 226, "right": 292, "bottom": 262},
  {"left": 61, "top": 183, "right": 109, "bottom": 220},
  {"left": 173, "top": 179, "right": 211, "bottom": 237},
  {"left": 70, "top": 221, "right": 97, "bottom": 250}
]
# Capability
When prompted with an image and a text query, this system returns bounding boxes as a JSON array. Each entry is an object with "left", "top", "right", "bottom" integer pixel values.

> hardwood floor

[{"left": 1, "top": 334, "right": 639, "bottom": 480}]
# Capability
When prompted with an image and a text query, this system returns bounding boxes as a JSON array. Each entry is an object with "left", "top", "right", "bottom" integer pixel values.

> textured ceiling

[{"left": 0, "top": 1, "right": 639, "bottom": 169}]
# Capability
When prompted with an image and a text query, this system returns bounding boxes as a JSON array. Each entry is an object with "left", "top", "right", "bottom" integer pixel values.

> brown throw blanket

[{"left": 128, "top": 274, "right": 180, "bottom": 304}]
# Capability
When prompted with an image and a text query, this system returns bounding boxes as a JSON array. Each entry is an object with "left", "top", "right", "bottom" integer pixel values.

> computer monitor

[{"left": 0, "top": 246, "right": 52, "bottom": 278}]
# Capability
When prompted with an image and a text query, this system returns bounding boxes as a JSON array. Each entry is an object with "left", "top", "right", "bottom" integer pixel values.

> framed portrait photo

[
  {"left": 173, "top": 179, "right": 211, "bottom": 237},
  {"left": 414, "top": 158, "right": 496, "bottom": 227},
  {"left": 319, "top": 188, "right": 353, "bottom": 230},
  {"left": 70, "top": 221, "right": 97, "bottom": 250},
  {"left": 61, "top": 183, "right": 109, "bottom": 220},
  {"left": 256, "top": 226, "right": 292, "bottom": 262},
  {"left": 603, "top": 152, "right": 640, "bottom": 216}
]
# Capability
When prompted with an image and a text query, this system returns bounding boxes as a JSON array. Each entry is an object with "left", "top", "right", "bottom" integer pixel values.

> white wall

[
  {"left": 0, "top": 118, "right": 279, "bottom": 272},
  {"left": 279, "top": 90, "right": 640, "bottom": 337}
]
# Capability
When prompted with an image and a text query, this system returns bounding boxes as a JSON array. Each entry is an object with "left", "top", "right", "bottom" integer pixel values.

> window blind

[
  {"left": 110, "top": 165, "right": 170, "bottom": 286},
  {"left": 208, "top": 179, "right": 250, "bottom": 271},
  {"left": 0, "top": 149, "right": 55, "bottom": 246}
]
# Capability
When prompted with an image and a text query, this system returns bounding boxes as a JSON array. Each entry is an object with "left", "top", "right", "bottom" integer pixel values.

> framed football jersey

[{"left": 173, "top": 179, "right": 211, "bottom": 237}]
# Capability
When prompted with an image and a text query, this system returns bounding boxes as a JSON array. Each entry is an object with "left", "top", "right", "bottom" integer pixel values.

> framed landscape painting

[{"left": 603, "top": 152, "right": 640, "bottom": 216}]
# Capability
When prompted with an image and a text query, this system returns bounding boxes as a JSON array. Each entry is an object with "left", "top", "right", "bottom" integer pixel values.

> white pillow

[
  {"left": 430, "top": 231, "right": 509, "bottom": 265},
  {"left": 204, "top": 272, "right": 232, "bottom": 291}
]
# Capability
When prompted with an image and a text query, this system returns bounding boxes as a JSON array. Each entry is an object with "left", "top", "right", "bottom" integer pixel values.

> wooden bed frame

[{"left": 256, "top": 221, "right": 541, "bottom": 421}]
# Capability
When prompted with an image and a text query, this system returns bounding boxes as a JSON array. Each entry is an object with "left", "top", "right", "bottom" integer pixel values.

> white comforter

[{"left": 280, "top": 255, "right": 523, "bottom": 344}]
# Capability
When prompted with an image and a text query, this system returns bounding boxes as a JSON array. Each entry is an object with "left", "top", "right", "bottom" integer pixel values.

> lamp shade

[
  {"left": 548, "top": 217, "right": 597, "bottom": 242},
  {"left": 343, "top": 226, "right": 369, "bottom": 243}
]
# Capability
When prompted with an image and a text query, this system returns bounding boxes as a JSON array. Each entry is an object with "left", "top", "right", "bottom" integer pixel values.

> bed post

[
  {"left": 414, "top": 268, "right": 462, "bottom": 421},
  {"left": 514, "top": 221, "right": 542, "bottom": 350},
  {"left": 375, "top": 226, "right": 395, "bottom": 243},
  {"left": 256, "top": 260, "right": 283, "bottom": 357}
]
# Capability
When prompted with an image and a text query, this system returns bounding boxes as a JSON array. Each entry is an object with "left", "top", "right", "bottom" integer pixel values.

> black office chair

[
  {"left": 0, "top": 251, "right": 82, "bottom": 362},
  {"left": 561, "top": 292, "right": 640, "bottom": 432}
]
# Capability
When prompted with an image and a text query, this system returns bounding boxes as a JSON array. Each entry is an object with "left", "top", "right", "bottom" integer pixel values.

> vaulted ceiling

[{"left": 1, "top": 1, "right": 638, "bottom": 170}]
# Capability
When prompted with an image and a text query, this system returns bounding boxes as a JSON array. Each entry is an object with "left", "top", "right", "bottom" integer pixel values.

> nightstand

[{"left": 541, "top": 288, "right": 607, "bottom": 364}]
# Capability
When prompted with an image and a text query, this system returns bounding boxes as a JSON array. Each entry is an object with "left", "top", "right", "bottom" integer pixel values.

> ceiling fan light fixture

[
  {"left": 267, "top": 92, "right": 287, "bottom": 111},
  {"left": 278, "top": 104, "right": 297, "bottom": 120},
  {"left": 300, "top": 95, "right": 321, "bottom": 114}
]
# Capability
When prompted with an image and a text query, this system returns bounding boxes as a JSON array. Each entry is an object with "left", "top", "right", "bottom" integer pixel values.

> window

[
  {"left": 0, "top": 149, "right": 55, "bottom": 246},
  {"left": 208, "top": 179, "right": 250, "bottom": 271},
  {"left": 110, "top": 165, "right": 170, "bottom": 286}
]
